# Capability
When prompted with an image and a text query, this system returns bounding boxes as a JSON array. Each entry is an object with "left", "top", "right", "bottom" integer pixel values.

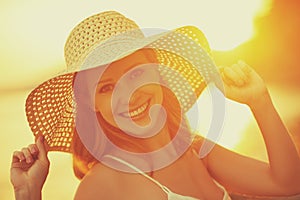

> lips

[{"left": 119, "top": 100, "right": 150, "bottom": 119}]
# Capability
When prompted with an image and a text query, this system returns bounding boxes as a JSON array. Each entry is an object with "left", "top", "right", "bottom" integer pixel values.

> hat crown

[{"left": 64, "top": 11, "right": 143, "bottom": 68}]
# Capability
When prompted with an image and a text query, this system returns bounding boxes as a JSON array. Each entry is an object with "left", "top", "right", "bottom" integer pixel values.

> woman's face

[{"left": 94, "top": 49, "right": 164, "bottom": 136}]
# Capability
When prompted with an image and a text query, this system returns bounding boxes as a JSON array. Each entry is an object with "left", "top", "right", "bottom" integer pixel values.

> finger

[
  {"left": 12, "top": 151, "right": 25, "bottom": 163},
  {"left": 232, "top": 64, "right": 248, "bottom": 84},
  {"left": 223, "top": 66, "right": 244, "bottom": 86},
  {"left": 11, "top": 151, "right": 30, "bottom": 169},
  {"left": 28, "top": 144, "right": 39, "bottom": 157},
  {"left": 221, "top": 70, "right": 234, "bottom": 86},
  {"left": 21, "top": 147, "right": 33, "bottom": 164},
  {"left": 219, "top": 66, "right": 234, "bottom": 85},
  {"left": 238, "top": 60, "right": 252, "bottom": 74},
  {"left": 36, "top": 136, "right": 49, "bottom": 162}
]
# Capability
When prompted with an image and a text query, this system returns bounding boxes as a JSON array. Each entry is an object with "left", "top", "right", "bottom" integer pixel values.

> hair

[{"left": 71, "top": 48, "right": 198, "bottom": 179}]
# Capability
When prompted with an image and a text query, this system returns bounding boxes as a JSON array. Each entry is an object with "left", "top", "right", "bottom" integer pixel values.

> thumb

[
  {"left": 36, "top": 136, "right": 49, "bottom": 161},
  {"left": 214, "top": 66, "right": 226, "bottom": 95}
]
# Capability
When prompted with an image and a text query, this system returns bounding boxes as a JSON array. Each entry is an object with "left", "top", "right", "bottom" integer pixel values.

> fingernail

[
  {"left": 31, "top": 147, "right": 36, "bottom": 154},
  {"left": 20, "top": 155, "right": 25, "bottom": 161},
  {"left": 26, "top": 157, "right": 32, "bottom": 164}
]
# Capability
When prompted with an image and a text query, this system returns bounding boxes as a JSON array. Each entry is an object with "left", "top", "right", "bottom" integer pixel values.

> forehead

[{"left": 101, "top": 49, "right": 156, "bottom": 77}]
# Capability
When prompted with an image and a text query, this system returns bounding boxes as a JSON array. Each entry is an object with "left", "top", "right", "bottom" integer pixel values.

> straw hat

[{"left": 25, "top": 11, "right": 219, "bottom": 153}]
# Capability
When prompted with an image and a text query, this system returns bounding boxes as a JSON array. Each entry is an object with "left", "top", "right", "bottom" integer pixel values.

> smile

[{"left": 119, "top": 100, "right": 150, "bottom": 119}]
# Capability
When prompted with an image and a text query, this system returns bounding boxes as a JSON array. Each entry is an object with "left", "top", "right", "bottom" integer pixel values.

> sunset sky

[{"left": 1, "top": 0, "right": 300, "bottom": 199}]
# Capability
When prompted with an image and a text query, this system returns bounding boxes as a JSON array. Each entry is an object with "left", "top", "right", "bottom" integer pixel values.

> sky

[{"left": 1, "top": 0, "right": 300, "bottom": 199}]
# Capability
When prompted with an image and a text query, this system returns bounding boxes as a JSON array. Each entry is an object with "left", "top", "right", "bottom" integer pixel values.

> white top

[{"left": 104, "top": 154, "right": 231, "bottom": 200}]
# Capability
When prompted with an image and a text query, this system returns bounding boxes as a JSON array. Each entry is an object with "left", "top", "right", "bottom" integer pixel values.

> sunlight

[
  {"left": 0, "top": 0, "right": 273, "bottom": 89},
  {"left": 187, "top": 86, "right": 252, "bottom": 149},
  {"left": 199, "top": 0, "right": 273, "bottom": 50},
  {"left": 184, "top": 0, "right": 274, "bottom": 149},
  {"left": 1, "top": 1, "right": 275, "bottom": 199}
]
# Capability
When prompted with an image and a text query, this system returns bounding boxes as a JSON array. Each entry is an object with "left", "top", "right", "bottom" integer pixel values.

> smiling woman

[
  {"left": 94, "top": 50, "right": 163, "bottom": 131},
  {"left": 10, "top": 10, "right": 300, "bottom": 200},
  {"left": 71, "top": 48, "right": 191, "bottom": 178}
]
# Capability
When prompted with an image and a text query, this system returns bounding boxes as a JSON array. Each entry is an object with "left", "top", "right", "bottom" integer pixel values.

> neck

[{"left": 132, "top": 123, "right": 173, "bottom": 153}]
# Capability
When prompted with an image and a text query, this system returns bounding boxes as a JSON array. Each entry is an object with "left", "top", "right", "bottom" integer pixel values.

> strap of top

[
  {"left": 213, "top": 180, "right": 231, "bottom": 200},
  {"left": 103, "top": 155, "right": 230, "bottom": 200},
  {"left": 103, "top": 154, "right": 171, "bottom": 194}
]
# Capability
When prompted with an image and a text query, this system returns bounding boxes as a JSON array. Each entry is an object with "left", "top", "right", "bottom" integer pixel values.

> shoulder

[
  {"left": 74, "top": 159, "right": 164, "bottom": 200},
  {"left": 74, "top": 162, "right": 121, "bottom": 200}
]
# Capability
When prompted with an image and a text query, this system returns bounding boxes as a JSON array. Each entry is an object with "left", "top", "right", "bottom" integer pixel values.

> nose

[{"left": 112, "top": 80, "right": 139, "bottom": 108}]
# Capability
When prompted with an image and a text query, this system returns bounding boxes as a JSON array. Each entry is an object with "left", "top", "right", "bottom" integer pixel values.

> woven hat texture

[{"left": 25, "top": 11, "right": 218, "bottom": 152}]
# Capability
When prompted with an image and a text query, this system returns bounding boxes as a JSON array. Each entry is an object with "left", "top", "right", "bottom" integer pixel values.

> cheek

[
  {"left": 95, "top": 95, "right": 115, "bottom": 123},
  {"left": 146, "top": 84, "right": 163, "bottom": 103}
]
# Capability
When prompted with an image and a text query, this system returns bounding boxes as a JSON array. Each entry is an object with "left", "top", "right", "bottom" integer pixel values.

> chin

[{"left": 118, "top": 107, "right": 166, "bottom": 139}]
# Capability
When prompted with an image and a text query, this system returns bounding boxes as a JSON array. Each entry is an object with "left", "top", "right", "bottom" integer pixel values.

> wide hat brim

[{"left": 25, "top": 25, "right": 221, "bottom": 153}]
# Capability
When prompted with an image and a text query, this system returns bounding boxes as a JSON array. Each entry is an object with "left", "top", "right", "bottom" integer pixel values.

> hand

[
  {"left": 10, "top": 136, "right": 50, "bottom": 199},
  {"left": 220, "top": 60, "right": 269, "bottom": 107}
]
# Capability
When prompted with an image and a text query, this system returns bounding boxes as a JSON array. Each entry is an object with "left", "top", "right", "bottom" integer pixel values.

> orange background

[{"left": 1, "top": 0, "right": 300, "bottom": 199}]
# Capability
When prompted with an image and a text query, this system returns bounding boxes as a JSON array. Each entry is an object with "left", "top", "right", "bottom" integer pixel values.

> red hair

[{"left": 71, "top": 49, "right": 197, "bottom": 179}]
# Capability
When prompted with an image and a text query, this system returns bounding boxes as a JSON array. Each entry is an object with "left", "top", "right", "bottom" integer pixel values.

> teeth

[
  {"left": 130, "top": 103, "right": 147, "bottom": 117},
  {"left": 121, "top": 101, "right": 149, "bottom": 118}
]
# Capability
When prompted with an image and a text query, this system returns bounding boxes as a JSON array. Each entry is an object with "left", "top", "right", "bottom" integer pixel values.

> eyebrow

[
  {"left": 97, "top": 61, "right": 148, "bottom": 85},
  {"left": 123, "top": 62, "right": 145, "bottom": 73},
  {"left": 97, "top": 78, "right": 113, "bottom": 84}
]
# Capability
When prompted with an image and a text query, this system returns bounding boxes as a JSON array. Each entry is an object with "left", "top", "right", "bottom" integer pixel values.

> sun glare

[
  {"left": 1, "top": 1, "right": 275, "bottom": 199},
  {"left": 185, "top": 0, "right": 274, "bottom": 149},
  {"left": 187, "top": 85, "right": 252, "bottom": 149},
  {"left": 200, "top": 0, "right": 273, "bottom": 51}
]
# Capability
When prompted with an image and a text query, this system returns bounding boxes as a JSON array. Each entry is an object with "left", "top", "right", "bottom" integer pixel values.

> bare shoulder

[
  {"left": 74, "top": 158, "right": 166, "bottom": 200},
  {"left": 74, "top": 162, "right": 121, "bottom": 200}
]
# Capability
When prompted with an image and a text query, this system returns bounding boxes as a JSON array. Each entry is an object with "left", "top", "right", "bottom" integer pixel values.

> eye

[
  {"left": 130, "top": 68, "right": 144, "bottom": 79},
  {"left": 98, "top": 84, "right": 114, "bottom": 93}
]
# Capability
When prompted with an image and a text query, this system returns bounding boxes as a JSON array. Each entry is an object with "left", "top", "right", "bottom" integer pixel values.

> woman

[{"left": 10, "top": 11, "right": 300, "bottom": 200}]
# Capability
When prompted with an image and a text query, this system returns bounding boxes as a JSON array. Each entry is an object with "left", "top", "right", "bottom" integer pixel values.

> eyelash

[
  {"left": 99, "top": 84, "right": 114, "bottom": 93},
  {"left": 98, "top": 69, "right": 144, "bottom": 93},
  {"left": 130, "top": 69, "right": 144, "bottom": 79}
]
